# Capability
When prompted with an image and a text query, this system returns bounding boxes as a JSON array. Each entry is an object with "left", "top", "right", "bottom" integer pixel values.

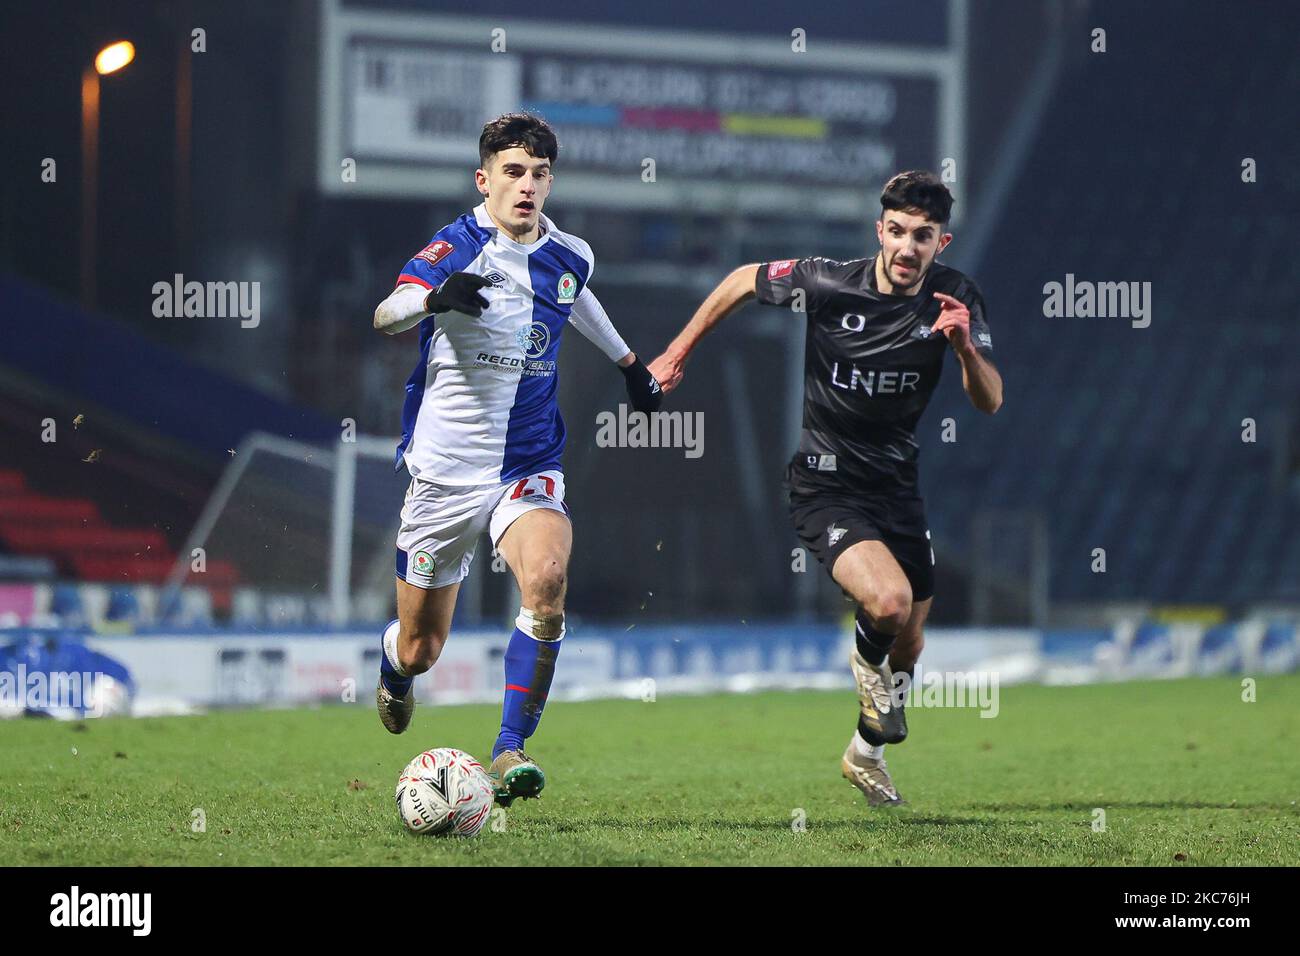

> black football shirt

[{"left": 756, "top": 255, "right": 993, "bottom": 515}]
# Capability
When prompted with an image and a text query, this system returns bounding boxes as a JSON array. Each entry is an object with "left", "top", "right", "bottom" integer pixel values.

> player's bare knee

[
  {"left": 524, "top": 561, "right": 567, "bottom": 617},
  {"left": 869, "top": 589, "right": 913, "bottom": 634}
]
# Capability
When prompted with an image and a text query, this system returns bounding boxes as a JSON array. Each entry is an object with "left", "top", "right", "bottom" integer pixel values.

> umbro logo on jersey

[
  {"left": 827, "top": 524, "right": 848, "bottom": 547},
  {"left": 482, "top": 271, "right": 507, "bottom": 287}
]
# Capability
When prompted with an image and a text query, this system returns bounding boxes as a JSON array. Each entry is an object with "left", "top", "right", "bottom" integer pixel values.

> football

[{"left": 395, "top": 748, "right": 495, "bottom": 837}]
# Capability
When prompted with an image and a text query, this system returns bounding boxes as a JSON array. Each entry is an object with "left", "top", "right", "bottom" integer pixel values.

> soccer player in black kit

[{"left": 649, "top": 171, "right": 1002, "bottom": 805}]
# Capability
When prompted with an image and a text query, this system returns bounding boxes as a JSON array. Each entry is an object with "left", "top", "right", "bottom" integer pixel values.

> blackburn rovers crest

[{"left": 557, "top": 272, "right": 577, "bottom": 304}]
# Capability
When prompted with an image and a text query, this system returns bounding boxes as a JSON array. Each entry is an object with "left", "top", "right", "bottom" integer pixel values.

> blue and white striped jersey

[{"left": 393, "top": 203, "right": 598, "bottom": 485}]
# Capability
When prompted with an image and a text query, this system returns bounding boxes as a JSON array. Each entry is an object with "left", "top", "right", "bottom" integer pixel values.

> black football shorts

[{"left": 788, "top": 490, "right": 935, "bottom": 602}]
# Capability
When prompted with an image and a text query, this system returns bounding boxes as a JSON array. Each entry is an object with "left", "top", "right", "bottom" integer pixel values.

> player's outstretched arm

[
  {"left": 931, "top": 291, "right": 1002, "bottom": 414},
  {"left": 647, "top": 264, "right": 760, "bottom": 394},
  {"left": 569, "top": 287, "right": 662, "bottom": 412}
]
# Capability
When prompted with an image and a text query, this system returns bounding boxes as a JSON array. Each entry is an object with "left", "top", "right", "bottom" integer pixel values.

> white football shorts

[{"left": 395, "top": 470, "right": 568, "bottom": 589}]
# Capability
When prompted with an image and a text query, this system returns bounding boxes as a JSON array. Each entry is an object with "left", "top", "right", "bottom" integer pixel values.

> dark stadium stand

[
  {"left": 0, "top": 279, "right": 340, "bottom": 621},
  {"left": 923, "top": 4, "right": 1300, "bottom": 606}
]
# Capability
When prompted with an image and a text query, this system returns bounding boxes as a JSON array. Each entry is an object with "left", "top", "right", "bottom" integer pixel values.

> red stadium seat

[
  {"left": 0, "top": 494, "right": 100, "bottom": 523},
  {"left": 0, "top": 478, "right": 240, "bottom": 591}
]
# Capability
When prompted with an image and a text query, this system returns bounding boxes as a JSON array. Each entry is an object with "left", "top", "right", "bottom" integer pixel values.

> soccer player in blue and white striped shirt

[{"left": 371, "top": 113, "right": 661, "bottom": 805}]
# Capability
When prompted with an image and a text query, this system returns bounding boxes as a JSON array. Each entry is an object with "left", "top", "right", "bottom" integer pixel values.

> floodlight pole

[{"left": 79, "top": 67, "right": 99, "bottom": 309}]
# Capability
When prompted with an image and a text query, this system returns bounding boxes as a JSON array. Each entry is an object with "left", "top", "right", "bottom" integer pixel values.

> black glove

[
  {"left": 424, "top": 272, "right": 492, "bottom": 317},
  {"left": 620, "top": 357, "right": 663, "bottom": 413}
]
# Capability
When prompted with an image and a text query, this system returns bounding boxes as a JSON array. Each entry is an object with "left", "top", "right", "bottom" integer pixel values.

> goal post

[{"left": 162, "top": 432, "right": 408, "bottom": 626}]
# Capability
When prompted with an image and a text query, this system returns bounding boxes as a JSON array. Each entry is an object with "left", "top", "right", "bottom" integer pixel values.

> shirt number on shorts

[{"left": 510, "top": 475, "right": 556, "bottom": 501}]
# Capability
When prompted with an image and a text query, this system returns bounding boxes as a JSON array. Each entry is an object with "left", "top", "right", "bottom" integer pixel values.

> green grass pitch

[{"left": 2, "top": 675, "right": 1296, "bottom": 866}]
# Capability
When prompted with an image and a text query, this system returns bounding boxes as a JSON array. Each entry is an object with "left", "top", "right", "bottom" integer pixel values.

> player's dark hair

[
  {"left": 479, "top": 112, "right": 558, "bottom": 167},
  {"left": 880, "top": 170, "right": 953, "bottom": 226}
]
